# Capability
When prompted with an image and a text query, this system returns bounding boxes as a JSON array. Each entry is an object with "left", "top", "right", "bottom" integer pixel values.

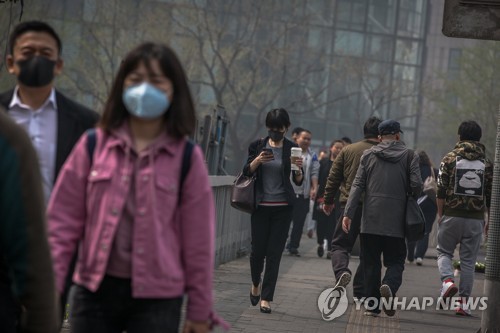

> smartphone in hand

[{"left": 262, "top": 148, "right": 274, "bottom": 160}]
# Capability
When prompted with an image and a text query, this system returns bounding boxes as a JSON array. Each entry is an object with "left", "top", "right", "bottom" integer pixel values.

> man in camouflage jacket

[{"left": 436, "top": 120, "right": 492, "bottom": 316}]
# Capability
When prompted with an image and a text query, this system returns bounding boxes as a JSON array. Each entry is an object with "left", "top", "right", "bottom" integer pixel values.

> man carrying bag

[{"left": 342, "top": 120, "right": 422, "bottom": 317}]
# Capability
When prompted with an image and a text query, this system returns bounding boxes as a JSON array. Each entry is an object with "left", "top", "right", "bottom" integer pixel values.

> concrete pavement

[{"left": 212, "top": 235, "right": 486, "bottom": 333}]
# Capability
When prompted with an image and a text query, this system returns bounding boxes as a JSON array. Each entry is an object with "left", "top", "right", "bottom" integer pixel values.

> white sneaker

[
  {"left": 416, "top": 258, "right": 423, "bottom": 266},
  {"left": 440, "top": 278, "right": 458, "bottom": 299}
]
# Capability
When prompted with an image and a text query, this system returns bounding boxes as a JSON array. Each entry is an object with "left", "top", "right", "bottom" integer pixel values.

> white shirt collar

[{"left": 9, "top": 86, "right": 58, "bottom": 111}]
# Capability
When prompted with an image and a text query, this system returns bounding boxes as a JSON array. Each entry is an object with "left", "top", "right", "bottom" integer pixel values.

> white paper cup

[{"left": 291, "top": 147, "right": 302, "bottom": 171}]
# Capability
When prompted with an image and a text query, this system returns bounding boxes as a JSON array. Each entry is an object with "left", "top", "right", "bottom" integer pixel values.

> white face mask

[{"left": 122, "top": 82, "right": 170, "bottom": 119}]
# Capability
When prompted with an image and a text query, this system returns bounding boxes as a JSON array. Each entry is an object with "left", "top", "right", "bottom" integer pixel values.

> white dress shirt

[{"left": 9, "top": 87, "right": 58, "bottom": 204}]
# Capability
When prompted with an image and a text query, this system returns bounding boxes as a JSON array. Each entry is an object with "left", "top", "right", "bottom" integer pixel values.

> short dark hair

[
  {"left": 265, "top": 108, "right": 291, "bottom": 129},
  {"left": 99, "top": 42, "right": 196, "bottom": 138},
  {"left": 9, "top": 20, "right": 62, "bottom": 55},
  {"left": 298, "top": 129, "right": 311, "bottom": 136},
  {"left": 458, "top": 120, "right": 482, "bottom": 141},
  {"left": 292, "top": 126, "right": 304, "bottom": 136},
  {"left": 341, "top": 136, "right": 352, "bottom": 144},
  {"left": 330, "top": 139, "right": 344, "bottom": 148},
  {"left": 363, "top": 116, "right": 382, "bottom": 138}
]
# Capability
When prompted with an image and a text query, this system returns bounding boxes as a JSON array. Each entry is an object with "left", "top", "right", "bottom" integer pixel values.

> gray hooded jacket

[{"left": 344, "top": 140, "right": 422, "bottom": 238}]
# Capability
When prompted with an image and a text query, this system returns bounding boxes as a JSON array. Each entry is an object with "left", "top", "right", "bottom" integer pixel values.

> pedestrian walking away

[
  {"left": 342, "top": 119, "right": 422, "bottom": 317},
  {"left": 322, "top": 116, "right": 381, "bottom": 297},
  {"left": 243, "top": 108, "right": 304, "bottom": 314},
  {"left": 47, "top": 42, "right": 227, "bottom": 333},
  {"left": 436, "top": 120, "right": 492, "bottom": 316},
  {"left": 406, "top": 150, "right": 438, "bottom": 266}
]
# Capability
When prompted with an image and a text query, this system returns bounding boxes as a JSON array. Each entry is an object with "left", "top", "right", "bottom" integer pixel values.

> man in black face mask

[
  {"left": 1, "top": 20, "right": 98, "bottom": 203},
  {"left": 0, "top": 20, "right": 98, "bottom": 323}
]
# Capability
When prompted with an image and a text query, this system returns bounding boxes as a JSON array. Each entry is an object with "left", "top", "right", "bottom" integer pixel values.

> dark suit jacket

[
  {"left": 0, "top": 89, "right": 99, "bottom": 180},
  {"left": 243, "top": 136, "right": 303, "bottom": 206}
]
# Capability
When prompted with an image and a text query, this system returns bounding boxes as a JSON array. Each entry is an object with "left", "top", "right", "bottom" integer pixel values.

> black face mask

[
  {"left": 268, "top": 130, "right": 284, "bottom": 142},
  {"left": 17, "top": 56, "right": 56, "bottom": 87}
]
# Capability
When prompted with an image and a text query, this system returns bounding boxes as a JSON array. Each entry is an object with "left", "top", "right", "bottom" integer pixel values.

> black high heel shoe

[
  {"left": 250, "top": 283, "right": 260, "bottom": 306},
  {"left": 260, "top": 301, "right": 271, "bottom": 314},
  {"left": 250, "top": 291, "right": 260, "bottom": 306}
]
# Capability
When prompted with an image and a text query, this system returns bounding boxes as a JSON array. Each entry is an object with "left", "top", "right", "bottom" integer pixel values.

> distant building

[
  {"left": 420, "top": 2, "right": 479, "bottom": 164},
  {"left": 1, "top": 0, "right": 433, "bottom": 166}
]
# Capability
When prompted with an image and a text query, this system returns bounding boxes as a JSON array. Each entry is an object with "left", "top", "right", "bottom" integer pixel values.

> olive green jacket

[{"left": 323, "top": 139, "right": 379, "bottom": 206}]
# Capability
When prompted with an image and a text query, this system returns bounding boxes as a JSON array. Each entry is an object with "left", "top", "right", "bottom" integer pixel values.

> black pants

[
  {"left": 360, "top": 233, "right": 406, "bottom": 312},
  {"left": 288, "top": 196, "right": 310, "bottom": 251},
  {"left": 316, "top": 211, "right": 336, "bottom": 250},
  {"left": 250, "top": 205, "right": 293, "bottom": 301},
  {"left": 330, "top": 206, "right": 364, "bottom": 298},
  {"left": 0, "top": 285, "right": 20, "bottom": 333},
  {"left": 407, "top": 198, "right": 437, "bottom": 261},
  {"left": 71, "top": 276, "right": 183, "bottom": 333}
]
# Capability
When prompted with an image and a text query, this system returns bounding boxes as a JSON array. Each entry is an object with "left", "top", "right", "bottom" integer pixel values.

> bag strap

[
  {"left": 86, "top": 128, "right": 97, "bottom": 164},
  {"left": 430, "top": 166, "right": 435, "bottom": 179},
  {"left": 180, "top": 140, "right": 194, "bottom": 189},
  {"left": 406, "top": 149, "right": 414, "bottom": 196},
  {"left": 179, "top": 139, "right": 194, "bottom": 204}
]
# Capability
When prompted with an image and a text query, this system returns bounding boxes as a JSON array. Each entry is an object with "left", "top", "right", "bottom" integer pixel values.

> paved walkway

[{"left": 213, "top": 235, "right": 486, "bottom": 333}]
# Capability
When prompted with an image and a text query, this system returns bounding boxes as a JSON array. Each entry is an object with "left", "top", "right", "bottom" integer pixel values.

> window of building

[
  {"left": 334, "top": 30, "right": 365, "bottom": 57},
  {"left": 305, "top": 0, "right": 334, "bottom": 27},
  {"left": 366, "top": 34, "right": 394, "bottom": 61},
  {"left": 397, "top": 0, "right": 426, "bottom": 38},
  {"left": 367, "top": 0, "right": 397, "bottom": 34},
  {"left": 335, "top": 0, "right": 367, "bottom": 31},
  {"left": 448, "top": 48, "right": 462, "bottom": 70},
  {"left": 308, "top": 27, "right": 333, "bottom": 54},
  {"left": 395, "top": 39, "right": 422, "bottom": 65}
]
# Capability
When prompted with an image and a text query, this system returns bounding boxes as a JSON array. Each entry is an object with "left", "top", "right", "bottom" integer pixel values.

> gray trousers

[{"left": 437, "top": 215, "right": 484, "bottom": 298}]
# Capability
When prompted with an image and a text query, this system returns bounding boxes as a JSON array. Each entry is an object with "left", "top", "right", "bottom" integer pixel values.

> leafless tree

[
  {"left": 425, "top": 41, "right": 500, "bottom": 160},
  {"left": 169, "top": 0, "right": 358, "bottom": 165}
]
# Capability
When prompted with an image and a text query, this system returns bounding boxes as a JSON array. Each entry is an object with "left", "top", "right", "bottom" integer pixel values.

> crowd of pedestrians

[
  {"left": 0, "top": 19, "right": 492, "bottom": 333},
  {"left": 242, "top": 115, "right": 490, "bottom": 318}
]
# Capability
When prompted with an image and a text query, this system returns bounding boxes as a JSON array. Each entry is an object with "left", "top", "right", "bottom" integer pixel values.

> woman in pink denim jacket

[{"left": 48, "top": 43, "right": 226, "bottom": 333}]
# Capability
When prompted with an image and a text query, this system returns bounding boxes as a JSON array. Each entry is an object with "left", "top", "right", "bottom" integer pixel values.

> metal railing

[{"left": 210, "top": 176, "right": 251, "bottom": 266}]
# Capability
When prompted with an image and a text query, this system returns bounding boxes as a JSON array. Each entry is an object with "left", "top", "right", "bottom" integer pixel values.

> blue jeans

[{"left": 71, "top": 275, "right": 183, "bottom": 333}]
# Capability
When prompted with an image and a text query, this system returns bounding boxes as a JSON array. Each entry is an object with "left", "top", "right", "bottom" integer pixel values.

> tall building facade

[
  {"left": 298, "top": 0, "right": 429, "bottom": 149},
  {"left": 420, "top": 2, "right": 479, "bottom": 164},
  {"left": 0, "top": 0, "right": 430, "bottom": 171}
]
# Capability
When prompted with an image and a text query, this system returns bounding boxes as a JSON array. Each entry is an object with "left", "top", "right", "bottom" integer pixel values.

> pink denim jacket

[{"left": 47, "top": 124, "right": 217, "bottom": 322}]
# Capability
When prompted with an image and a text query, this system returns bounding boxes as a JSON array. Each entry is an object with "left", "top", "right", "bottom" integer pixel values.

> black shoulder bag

[{"left": 405, "top": 149, "right": 426, "bottom": 242}]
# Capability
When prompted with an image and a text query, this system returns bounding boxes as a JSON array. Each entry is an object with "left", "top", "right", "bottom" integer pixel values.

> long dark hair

[
  {"left": 417, "top": 150, "right": 432, "bottom": 167},
  {"left": 99, "top": 42, "right": 196, "bottom": 138}
]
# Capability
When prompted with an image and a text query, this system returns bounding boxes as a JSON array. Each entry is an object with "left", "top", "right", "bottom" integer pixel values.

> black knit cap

[{"left": 378, "top": 119, "right": 403, "bottom": 135}]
